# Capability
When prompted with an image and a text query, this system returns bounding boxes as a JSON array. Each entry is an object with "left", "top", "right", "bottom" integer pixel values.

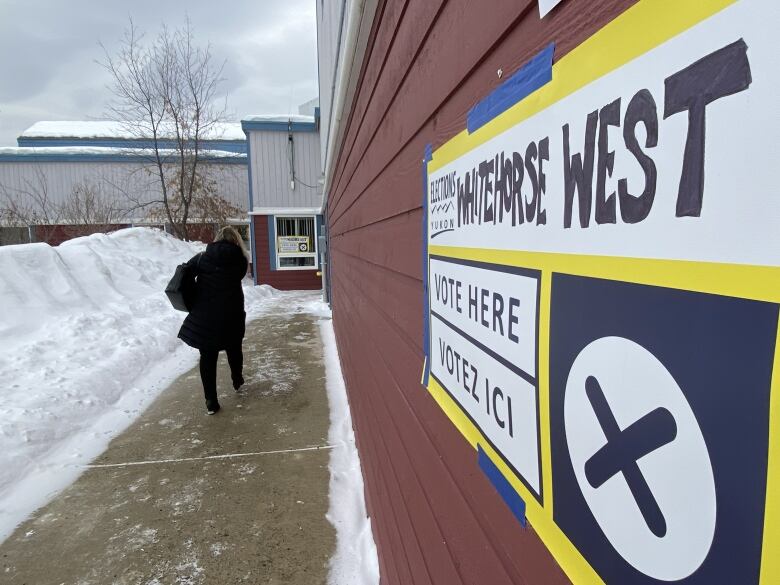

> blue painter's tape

[
  {"left": 421, "top": 144, "right": 434, "bottom": 387},
  {"left": 467, "top": 43, "right": 555, "bottom": 134},
  {"left": 478, "top": 444, "right": 527, "bottom": 527}
]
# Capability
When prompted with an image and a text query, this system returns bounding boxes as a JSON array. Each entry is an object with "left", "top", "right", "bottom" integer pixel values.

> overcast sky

[{"left": 0, "top": 0, "right": 319, "bottom": 146}]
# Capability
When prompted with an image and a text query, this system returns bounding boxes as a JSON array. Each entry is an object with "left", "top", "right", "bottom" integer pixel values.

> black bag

[{"left": 165, "top": 254, "right": 201, "bottom": 312}]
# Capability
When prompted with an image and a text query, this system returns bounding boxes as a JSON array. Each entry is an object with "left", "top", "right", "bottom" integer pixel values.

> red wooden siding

[
  {"left": 34, "top": 224, "right": 131, "bottom": 246},
  {"left": 252, "top": 215, "right": 322, "bottom": 290},
  {"left": 31, "top": 223, "right": 218, "bottom": 247},
  {"left": 327, "top": 0, "right": 638, "bottom": 583}
]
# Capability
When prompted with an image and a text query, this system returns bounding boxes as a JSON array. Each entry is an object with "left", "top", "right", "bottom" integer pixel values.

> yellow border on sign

[
  {"left": 428, "top": 0, "right": 737, "bottom": 174},
  {"left": 761, "top": 320, "right": 780, "bottom": 584},
  {"left": 430, "top": 246, "right": 780, "bottom": 304}
]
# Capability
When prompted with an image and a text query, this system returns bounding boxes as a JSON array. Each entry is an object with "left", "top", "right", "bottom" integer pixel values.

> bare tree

[
  {"left": 59, "top": 179, "right": 126, "bottom": 233},
  {"left": 100, "top": 18, "right": 228, "bottom": 240},
  {"left": 0, "top": 168, "right": 61, "bottom": 242},
  {"left": 0, "top": 172, "right": 129, "bottom": 244}
]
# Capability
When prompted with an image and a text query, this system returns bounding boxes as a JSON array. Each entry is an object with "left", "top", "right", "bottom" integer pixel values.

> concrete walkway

[{"left": 0, "top": 293, "right": 335, "bottom": 585}]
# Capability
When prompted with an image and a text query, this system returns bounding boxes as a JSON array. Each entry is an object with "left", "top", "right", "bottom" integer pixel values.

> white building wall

[
  {"left": 248, "top": 130, "right": 322, "bottom": 209},
  {"left": 0, "top": 160, "right": 249, "bottom": 221}
]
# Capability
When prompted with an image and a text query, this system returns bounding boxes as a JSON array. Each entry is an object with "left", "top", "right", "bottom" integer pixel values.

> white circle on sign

[
  {"left": 564, "top": 336, "right": 716, "bottom": 581},
  {"left": 298, "top": 243, "right": 308, "bottom": 252}
]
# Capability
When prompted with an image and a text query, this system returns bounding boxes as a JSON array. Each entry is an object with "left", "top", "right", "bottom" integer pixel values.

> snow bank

[
  {"left": 314, "top": 304, "right": 380, "bottom": 585},
  {"left": 0, "top": 228, "right": 275, "bottom": 542}
]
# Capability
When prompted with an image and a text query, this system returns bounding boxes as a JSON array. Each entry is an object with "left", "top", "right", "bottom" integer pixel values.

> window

[{"left": 275, "top": 216, "right": 317, "bottom": 270}]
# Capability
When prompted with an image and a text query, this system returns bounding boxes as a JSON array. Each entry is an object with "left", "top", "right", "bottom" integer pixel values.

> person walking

[{"left": 178, "top": 226, "right": 249, "bottom": 414}]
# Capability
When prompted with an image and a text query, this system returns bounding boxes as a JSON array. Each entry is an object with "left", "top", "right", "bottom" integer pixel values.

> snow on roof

[
  {"left": 0, "top": 146, "right": 246, "bottom": 159},
  {"left": 20, "top": 121, "right": 246, "bottom": 141},
  {"left": 241, "top": 114, "right": 315, "bottom": 124}
]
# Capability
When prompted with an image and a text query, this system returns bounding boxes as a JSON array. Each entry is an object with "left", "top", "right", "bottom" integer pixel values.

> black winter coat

[{"left": 178, "top": 240, "right": 248, "bottom": 351}]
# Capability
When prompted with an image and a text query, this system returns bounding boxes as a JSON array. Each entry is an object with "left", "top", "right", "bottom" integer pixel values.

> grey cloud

[{"left": 0, "top": 0, "right": 318, "bottom": 145}]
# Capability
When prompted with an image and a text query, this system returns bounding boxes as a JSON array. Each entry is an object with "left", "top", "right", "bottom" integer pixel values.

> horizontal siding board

[
  {"left": 329, "top": 0, "right": 444, "bottom": 217},
  {"left": 330, "top": 133, "right": 426, "bottom": 237},
  {"left": 332, "top": 295, "right": 406, "bottom": 585},
  {"left": 329, "top": 0, "right": 534, "bottom": 224},
  {"left": 326, "top": 0, "right": 641, "bottom": 583},
  {"left": 331, "top": 208, "right": 422, "bottom": 280},
  {"left": 328, "top": 0, "right": 411, "bottom": 212},
  {"left": 334, "top": 284, "right": 451, "bottom": 585},
  {"left": 330, "top": 0, "right": 635, "bottom": 231},
  {"left": 329, "top": 0, "right": 406, "bottom": 184},
  {"left": 330, "top": 243, "right": 422, "bottom": 351},
  {"left": 334, "top": 281, "right": 466, "bottom": 585}
]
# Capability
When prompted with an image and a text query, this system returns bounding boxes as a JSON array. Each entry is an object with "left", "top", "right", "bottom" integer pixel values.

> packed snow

[
  {"left": 0, "top": 228, "right": 274, "bottom": 541},
  {"left": 20, "top": 120, "right": 247, "bottom": 142},
  {"left": 0, "top": 146, "right": 246, "bottom": 160},
  {"left": 241, "top": 114, "right": 315, "bottom": 124},
  {"left": 316, "top": 307, "right": 381, "bottom": 585}
]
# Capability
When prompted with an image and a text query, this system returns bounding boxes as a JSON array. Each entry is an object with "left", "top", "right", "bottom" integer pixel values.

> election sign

[
  {"left": 278, "top": 236, "right": 310, "bottom": 254},
  {"left": 421, "top": 1, "right": 779, "bottom": 583},
  {"left": 429, "top": 256, "right": 542, "bottom": 498}
]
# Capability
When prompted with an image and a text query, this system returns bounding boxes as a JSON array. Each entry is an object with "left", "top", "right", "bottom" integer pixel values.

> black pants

[{"left": 198, "top": 344, "right": 243, "bottom": 403}]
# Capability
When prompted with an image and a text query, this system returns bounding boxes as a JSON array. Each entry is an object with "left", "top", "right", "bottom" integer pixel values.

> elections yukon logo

[
  {"left": 428, "top": 170, "right": 457, "bottom": 239},
  {"left": 549, "top": 275, "right": 777, "bottom": 584}
]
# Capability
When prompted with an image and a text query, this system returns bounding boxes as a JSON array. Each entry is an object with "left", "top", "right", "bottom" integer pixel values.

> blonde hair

[{"left": 216, "top": 225, "right": 249, "bottom": 260}]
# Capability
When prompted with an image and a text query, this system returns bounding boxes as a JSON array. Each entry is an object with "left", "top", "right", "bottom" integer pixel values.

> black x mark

[{"left": 584, "top": 375, "right": 678, "bottom": 537}]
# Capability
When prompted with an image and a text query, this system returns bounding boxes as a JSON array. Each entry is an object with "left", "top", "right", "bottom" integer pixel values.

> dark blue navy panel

[
  {"left": 421, "top": 143, "right": 433, "bottom": 386},
  {"left": 467, "top": 43, "right": 555, "bottom": 134},
  {"left": 549, "top": 275, "right": 777, "bottom": 584},
  {"left": 478, "top": 444, "right": 527, "bottom": 527}
]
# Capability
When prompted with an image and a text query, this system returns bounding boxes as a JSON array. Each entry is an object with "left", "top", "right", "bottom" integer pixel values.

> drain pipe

[
  {"left": 320, "top": 0, "right": 370, "bottom": 307},
  {"left": 322, "top": 0, "right": 368, "bottom": 198}
]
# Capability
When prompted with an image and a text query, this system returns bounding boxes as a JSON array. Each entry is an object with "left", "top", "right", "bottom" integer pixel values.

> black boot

[{"left": 206, "top": 399, "right": 221, "bottom": 415}]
